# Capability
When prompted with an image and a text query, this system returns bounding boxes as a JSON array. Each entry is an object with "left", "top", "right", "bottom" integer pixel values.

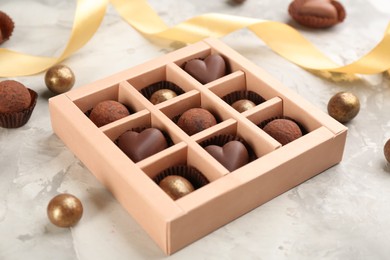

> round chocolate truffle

[
  {"left": 159, "top": 175, "right": 195, "bottom": 200},
  {"left": 231, "top": 99, "right": 256, "bottom": 113},
  {"left": 47, "top": 193, "right": 83, "bottom": 228},
  {"left": 263, "top": 118, "right": 302, "bottom": 145},
  {"left": 150, "top": 89, "right": 177, "bottom": 105},
  {"left": 327, "top": 92, "right": 360, "bottom": 123},
  {"left": 0, "top": 80, "right": 31, "bottom": 113},
  {"left": 0, "top": 11, "right": 14, "bottom": 44},
  {"left": 89, "top": 100, "right": 129, "bottom": 127},
  {"left": 45, "top": 64, "right": 75, "bottom": 94},
  {"left": 177, "top": 108, "right": 217, "bottom": 135}
]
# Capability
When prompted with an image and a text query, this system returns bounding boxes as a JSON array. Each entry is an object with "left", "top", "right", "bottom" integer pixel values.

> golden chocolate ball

[
  {"left": 159, "top": 175, "right": 194, "bottom": 200},
  {"left": 327, "top": 92, "right": 360, "bottom": 123},
  {"left": 384, "top": 139, "right": 390, "bottom": 163},
  {"left": 231, "top": 99, "right": 256, "bottom": 113},
  {"left": 150, "top": 89, "right": 177, "bottom": 105},
  {"left": 45, "top": 64, "right": 75, "bottom": 94},
  {"left": 47, "top": 193, "right": 83, "bottom": 228}
]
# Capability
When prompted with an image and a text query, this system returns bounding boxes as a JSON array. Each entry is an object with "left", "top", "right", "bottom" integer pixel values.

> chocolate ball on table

[
  {"left": 263, "top": 118, "right": 302, "bottom": 145},
  {"left": 177, "top": 108, "right": 217, "bottom": 135},
  {"left": 89, "top": 100, "right": 130, "bottom": 127},
  {"left": 384, "top": 139, "right": 390, "bottom": 164},
  {"left": 327, "top": 92, "right": 360, "bottom": 123}
]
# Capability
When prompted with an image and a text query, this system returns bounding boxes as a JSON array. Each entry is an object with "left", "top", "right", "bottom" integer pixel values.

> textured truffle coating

[
  {"left": 177, "top": 108, "right": 217, "bottom": 135},
  {"left": 0, "top": 80, "right": 31, "bottom": 113},
  {"left": 89, "top": 100, "right": 129, "bottom": 127},
  {"left": 263, "top": 119, "right": 302, "bottom": 145},
  {"left": 0, "top": 11, "right": 14, "bottom": 44}
]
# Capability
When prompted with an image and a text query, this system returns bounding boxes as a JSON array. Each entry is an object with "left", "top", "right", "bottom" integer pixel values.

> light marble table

[{"left": 1, "top": 0, "right": 390, "bottom": 259}]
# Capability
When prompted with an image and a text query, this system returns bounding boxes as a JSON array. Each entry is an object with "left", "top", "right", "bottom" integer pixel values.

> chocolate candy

[
  {"left": 0, "top": 11, "right": 14, "bottom": 44},
  {"left": 150, "top": 89, "right": 177, "bottom": 105},
  {"left": 89, "top": 100, "right": 129, "bottom": 127},
  {"left": 263, "top": 118, "right": 302, "bottom": 145},
  {"left": 288, "top": 0, "right": 346, "bottom": 28},
  {"left": 117, "top": 128, "right": 168, "bottom": 162},
  {"left": 159, "top": 175, "right": 194, "bottom": 200},
  {"left": 177, "top": 108, "right": 217, "bottom": 135},
  {"left": 184, "top": 54, "right": 226, "bottom": 84},
  {"left": 0, "top": 80, "right": 31, "bottom": 113},
  {"left": 231, "top": 99, "right": 256, "bottom": 113},
  {"left": 205, "top": 140, "right": 249, "bottom": 172},
  {"left": 327, "top": 92, "right": 360, "bottom": 123}
]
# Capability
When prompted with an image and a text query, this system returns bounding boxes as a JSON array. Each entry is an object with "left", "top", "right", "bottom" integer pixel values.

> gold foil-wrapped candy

[
  {"left": 150, "top": 89, "right": 177, "bottom": 105},
  {"left": 159, "top": 175, "right": 194, "bottom": 200},
  {"left": 327, "top": 92, "right": 360, "bottom": 123},
  {"left": 45, "top": 64, "right": 75, "bottom": 94},
  {"left": 47, "top": 193, "right": 83, "bottom": 228}
]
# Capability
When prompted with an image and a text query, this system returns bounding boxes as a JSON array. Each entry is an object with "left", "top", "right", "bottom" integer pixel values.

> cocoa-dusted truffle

[
  {"left": 0, "top": 80, "right": 31, "bottom": 113},
  {"left": 0, "top": 80, "right": 37, "bottom": 128},
  {"left": 288, "top": 0, "right": 346, "bottom": 28},
  {"left": 263, "top": 118, "right": 302, "bottom": 145},
  {"left": 177, "top": 108, "right": 217, "bottom": 135},
  {"left": 89, "top": 100, "right": 129, "bottom": 127},
  {"left": 0, "top": 11, "right": 14, "bottom": 44}
]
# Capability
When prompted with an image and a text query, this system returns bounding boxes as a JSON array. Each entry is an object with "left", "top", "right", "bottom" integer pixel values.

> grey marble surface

[{"left": 1, "top": 0, "right": 390, "bottom": 259}]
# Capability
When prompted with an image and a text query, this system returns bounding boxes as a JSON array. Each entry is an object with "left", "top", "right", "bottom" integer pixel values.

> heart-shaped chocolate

[
  {"left": 299, "top": 0, "right": 337, "bottom": 19},
  {"left": 205, "top": 141, "right": 249, "bottom": 172},
  {"left": 184, "top": 54, "right": 226, "bottom": 84},
  {"left": 117, "top": 128, "right": 168, "bottom": 163}
]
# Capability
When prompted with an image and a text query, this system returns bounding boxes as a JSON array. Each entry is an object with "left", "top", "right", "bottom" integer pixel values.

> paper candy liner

[
  {"left": 221, "top": 90, "right": 265, "bottom": 107},
  {"left": 288, "top": 0, "right": 346, "bottom": 28},
  {"left": 153, "top": 165, "right": 209, "bottom": 189},
  {"left": 140, "top": 81, "right": 185, "bottom": 101},
  {"left": 199, "top": 134, "right": 257, "bottom": 162},
  {"left": 0, "top": 88, "right": 37, "bottom": 128}
]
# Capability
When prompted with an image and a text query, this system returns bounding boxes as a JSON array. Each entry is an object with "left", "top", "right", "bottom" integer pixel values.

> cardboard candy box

[{"left": 49, "top": 38, "right": 347, "bottom": 255}]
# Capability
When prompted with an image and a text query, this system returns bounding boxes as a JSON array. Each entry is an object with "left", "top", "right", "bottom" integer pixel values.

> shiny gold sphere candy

[
  {"left": 47, "top": 193, "right": 83, "bottom": 228},
  {"left": 384, "top": 139, "right": 390, "bottom": 163},
  {"left": 231, "top": 99, "right": 256, "bottom": 113},
  {"left": 159, "top": 175, "right": 195, "bottom": 200},
  {"left": 150, "top": 89, "right": 177, "bottom": 105},
  {"left": 45, "top": 64, "right": 75, "bottom": 94},
  {"left": 327, "top": 92, "right": 360, "bottom": 123}
]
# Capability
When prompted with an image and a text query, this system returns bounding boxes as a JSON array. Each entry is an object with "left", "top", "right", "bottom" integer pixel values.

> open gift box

[{"left": 49, "top": 38, "right": 347, "bottom": 255}]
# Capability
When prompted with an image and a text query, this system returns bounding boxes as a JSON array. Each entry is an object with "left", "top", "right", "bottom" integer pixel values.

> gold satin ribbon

[
  {"left": 0, "top": 0, "right": 389, "bottom": 79},
  {"left": 0, "top": 0, "right": 107, "bottom": 77}
]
